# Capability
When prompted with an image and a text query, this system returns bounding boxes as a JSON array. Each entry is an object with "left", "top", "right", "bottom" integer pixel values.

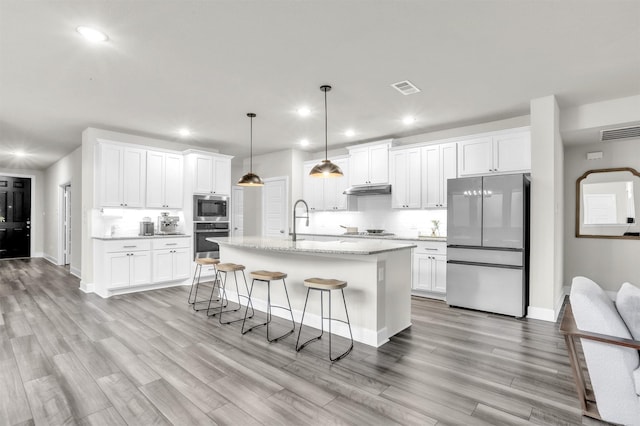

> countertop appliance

[
  {"left": 194, "top": 222, "right": 229, "bottom": 259},
  {"left": 446, "top": 173, "right": 530, "bottom": 317},
  {"left": 158, "top": 212, "right": 179, "bottom": 234},
  {"left": 193, "top": 194, "right": 229, "bottom": 222},
  {"left": 139, "top": 217, "right": 154, "bottom": 236}
]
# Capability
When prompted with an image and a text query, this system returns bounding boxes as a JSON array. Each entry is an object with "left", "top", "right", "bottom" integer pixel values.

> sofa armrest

[{"left": 560, "top": 304, "right": 640, "bottom": 350}]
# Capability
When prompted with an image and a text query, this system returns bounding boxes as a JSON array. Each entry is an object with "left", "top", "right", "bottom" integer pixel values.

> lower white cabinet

[
  {"left": 152, "top": 248, "right": 190, "bottom": 283},
  {"left": 411, "top": 241, "right": 447, "bottom": 297},
  {"left": 94, "top": 237, "right": 191, "bottom": 294}
]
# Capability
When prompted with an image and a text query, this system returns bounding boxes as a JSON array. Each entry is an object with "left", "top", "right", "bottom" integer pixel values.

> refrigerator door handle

[
  {"left": 447, "top": 245, "right": 522, "bottom": 252},
  {"left": 446, "top": 260, "right": 523, "bottom": 270}
]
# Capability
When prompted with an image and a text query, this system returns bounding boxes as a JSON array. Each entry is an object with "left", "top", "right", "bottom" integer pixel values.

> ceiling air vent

[
  {"left": 600, "top": 125, "right": 640, "bottom": 141},
  {"left": 391, "top": 80, "right": 421, "bottom": 95}
]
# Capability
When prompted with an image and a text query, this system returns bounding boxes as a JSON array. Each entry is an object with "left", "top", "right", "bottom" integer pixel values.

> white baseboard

[
  {"left": 224, "top": 288, "right": 383, "bottom": 347},
  {"left": 526, "top": 306, "right": 557, "bottom": 322},
  {"left": 102, "top": 281, "right": 187, "bottom": 299},
  {"left": 70, "top": 266, "right": 81, "bottom": 278},
  {"left": 43, "top": 254, "right": 58, "bottom": 265},
  {"left": 564, "top": 284, "right": 616, "bottom": 300},
  {"left": 33, "top": 252, "right": 44, "bottom": 258},
  {"left": 80, "top": 281, "right": 95, "bottom": 294}
]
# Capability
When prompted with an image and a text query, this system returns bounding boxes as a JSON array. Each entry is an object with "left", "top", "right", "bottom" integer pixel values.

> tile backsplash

[
  {"left": 300, "top": 195, "right": 447, "bottom": 238},
  {"left": 91, "top": 208, "right": 186, "bottom": 237}
]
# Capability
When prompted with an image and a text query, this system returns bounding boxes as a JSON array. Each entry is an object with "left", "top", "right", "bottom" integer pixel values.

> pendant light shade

[
  {"left": 309, "top": 85, "right": 344, "bottom": 178},
  {"left": 238, "top": 113, "right": 264, "bottom": 187}
]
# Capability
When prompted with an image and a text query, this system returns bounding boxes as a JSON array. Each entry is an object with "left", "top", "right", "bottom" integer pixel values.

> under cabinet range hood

[{"left": 343, "top": 184, "right": 392, "bottom": 196}]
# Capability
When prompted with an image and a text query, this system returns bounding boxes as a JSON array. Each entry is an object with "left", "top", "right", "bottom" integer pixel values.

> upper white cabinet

[
  {"left": 303, "top": 156, "right": 350, "bottom": 211},
  {"left": 458, "top": 130, "right": 530, "bottom": 176},
  {"left": 348, "top": 140, "right": 391, "bottom": 185},
  {"left": 389, "top": 148, "right": 421, "bottom": 209},
  {"left": 422, "top": 142, "right": 457, "bottom": 208},
  {"left": 97, "top": 143, "right": 146, "bottom": 208},
  {"left": 323, "top": 157, "right": 350, "bottom": 211},
  {"left": 192, "top": 154, "right": 232, "bottom": 195},
  {"left": 146, "top": 151, "right": 184, "bottom": 208}
]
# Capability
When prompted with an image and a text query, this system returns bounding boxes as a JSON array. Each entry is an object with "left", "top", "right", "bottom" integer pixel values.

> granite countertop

[
  {"left": 92, "top": 233, "right": 190, "bottom": 240},
  {"left": 215, "top": 236, "right": 417, "bottom": 255},
  {"left": 295, "top": 232, "right": 447, "bottom": 243}
]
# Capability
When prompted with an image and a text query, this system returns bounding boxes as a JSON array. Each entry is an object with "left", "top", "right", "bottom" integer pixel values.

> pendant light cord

[
  {"left": 324, "top": 88, "right": 328, "bottom": 161},
  {"left": 250, "top": 115, "right": 253, "bottom": 172}
]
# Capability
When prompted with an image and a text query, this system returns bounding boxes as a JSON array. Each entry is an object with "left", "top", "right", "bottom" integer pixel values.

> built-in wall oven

[
  {"left": 193, "top": 194, "right": 229, "bottom": 222},
  {"left": 194, "top": 222, "right": 229, "bottom": 259}
]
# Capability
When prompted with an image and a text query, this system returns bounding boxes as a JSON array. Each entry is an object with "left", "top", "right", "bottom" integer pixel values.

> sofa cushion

[
  {"left": 617, "top": 282, "right": 640, "bottom": 341},
  {"left": 570, "top": 276, "right": 640, "bottom": 425}
]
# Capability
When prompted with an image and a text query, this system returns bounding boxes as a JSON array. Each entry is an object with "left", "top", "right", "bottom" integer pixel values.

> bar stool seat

[
  {"left": 207, "top": 263, "right": 254, "bottom": 323},
  {"left": 242, "top": 270, "right": 295, "bottom": 342},
  {"left": 189, "top": 258, "right": 220, "bottom": 311},
  {"left": 296, "top": 277, "right": 354, "bottom": 362}
]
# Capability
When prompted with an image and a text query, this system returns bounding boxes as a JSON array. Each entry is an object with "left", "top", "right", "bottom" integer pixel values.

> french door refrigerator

[{"left": 446, "top": 173, "right": 530, "bottom": 317}]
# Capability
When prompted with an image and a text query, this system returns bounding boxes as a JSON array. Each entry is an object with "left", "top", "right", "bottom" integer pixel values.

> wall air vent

[
  {"left": 600, "top": 125, "right": 640, "bottom": 141},
  {"left": 391, "top": 80, "right": 421, "bottom": 95}
]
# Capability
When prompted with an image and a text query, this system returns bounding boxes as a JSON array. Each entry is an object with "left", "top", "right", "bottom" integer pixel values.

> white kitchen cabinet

[
  {"left": 101, "top": 242, "right": 152, "bottom": 290},
  {"left": 303, "top": 162, "right": 324, "bottom": 211},
  {"left": 193, "top": 154, "right": 232, "bottom": 195},
  {"left": 151, "top": 237, "right": 191, "bottom": 283},
  {"left": 146, "top": 151, "right": 184, "bottom": 208},
  {"left": 152, "top": 248, "right": 190, "bottom": 283},
  {"left": 422, "top": 142, "right": 457, "bottom": 208},
  {"left": 458, "top": 130, "right": 530, "bottom": 176},
  {"left": 97, "top": 143, "right": 146, "bottom": 208},
  {"left": 303, "top": 157, "right": 350, "bottom": 211},
  {"left": 323, "top": 157, "right": 350, "bottom": 210},
  {"left": 390, "top": 148, "right": 421, "bottom": 209},
  {"left": 348, "top": 140, "right": 391, "bottom": 185},
  {"left": 411, "top": 241, "right": 447, "bottom": 297}
]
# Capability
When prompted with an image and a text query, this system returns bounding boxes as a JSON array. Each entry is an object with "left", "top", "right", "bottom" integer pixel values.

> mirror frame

[{"left": 576, "top": 167, "right": 640, "bottom": 239}]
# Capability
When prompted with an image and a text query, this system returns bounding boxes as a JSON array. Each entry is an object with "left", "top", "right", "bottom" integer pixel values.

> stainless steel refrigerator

[{"left": 446, "top": 173, "right": 530, "bottom": 317}]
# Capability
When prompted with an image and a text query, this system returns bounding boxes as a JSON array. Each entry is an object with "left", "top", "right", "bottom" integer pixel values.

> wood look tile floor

[{"left": 0, "top": 258, "right": 610, "bottom": 425}]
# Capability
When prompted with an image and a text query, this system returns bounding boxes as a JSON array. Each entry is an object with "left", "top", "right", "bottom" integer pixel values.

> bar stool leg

[
  {"left": 188, "top": 262, "right": 201, "bottom": 305},
  {"left": 330, "top": 288, "right": 354, "bottom": 362},
  {"left": 219, "top": 270, "right": 255, "bottom": 324},
  {"left": 242, "top": 279, "right": 267, "bottom": 334},
  {"left": 205, "top": 269, "right": 227, "bottom": 316},
  {"left": 192, "top": 263, "right": 223, "bottom": 312},
  {"left": 242, "top": 278, "right": 295, "bottom": 342},
  {"left": 296, "top": 288, "right": 325, "bottom": 351}
]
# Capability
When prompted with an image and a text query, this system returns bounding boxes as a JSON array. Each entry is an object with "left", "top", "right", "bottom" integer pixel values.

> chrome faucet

[{"left": 292, "top": 199, "right": 309, "bottom": 241}]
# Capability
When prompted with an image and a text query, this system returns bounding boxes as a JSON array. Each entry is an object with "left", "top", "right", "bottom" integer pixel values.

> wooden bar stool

[
  {"left": 296, "top": 277, "right": 354, "bottom": 362},
  {"left": 189, "top": 258, "right": 220, "bottom": 311},
  {"left": 207, "top": 263, "right": 254, "bottom": 323},
  {"left": 241, "top": 270, "right": 295, "bottom": 342}
]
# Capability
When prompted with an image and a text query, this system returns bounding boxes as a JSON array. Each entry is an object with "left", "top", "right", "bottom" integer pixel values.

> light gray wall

[
  {"left": 237, "top": 148, "right": 304, "bottom": 236},
  {"left": 43, "top": 147, "right": 82, "bottom": 275},
  {"left": 564, "top": 137, "right": 640, "bottom": 292},
  {"left": 0, "top": 167, "right": 45, "bottom": 257}
]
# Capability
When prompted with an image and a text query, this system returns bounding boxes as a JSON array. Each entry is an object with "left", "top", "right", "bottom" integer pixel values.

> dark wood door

[{"left": 0, "top": 176, "right": 31, "bottom": 258}]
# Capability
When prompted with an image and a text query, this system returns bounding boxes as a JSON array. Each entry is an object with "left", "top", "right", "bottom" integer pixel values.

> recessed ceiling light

[
  {"left": 178, "top": 128, "right": 191, "bottom": 137},
  {"left": 297, "top": 107, "right": 311, "bottom": 117},
  {"left": 344, "top": 129, "right": 355, "bottom": 137},
  {"left": 76, "top": 26, "right": 109, "bottom": 43},
  {"left": 402, "top": 116, "right": 416, "bottom": 125},
  {"left": 300, "top": 139, "right": 310, "bottom": 147},
  {"left": 13, "top": 151, "right": 27, "bottom": 157}
]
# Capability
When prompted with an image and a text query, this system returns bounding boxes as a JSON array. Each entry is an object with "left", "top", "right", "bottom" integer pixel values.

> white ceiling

[{"left": 1, "top": 0, "right": 639, "bottom": 170}]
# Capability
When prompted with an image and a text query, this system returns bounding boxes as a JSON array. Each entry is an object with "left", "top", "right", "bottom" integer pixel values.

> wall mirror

[{"left": 576, "top": 167, "right": 640, "bottom": 239}]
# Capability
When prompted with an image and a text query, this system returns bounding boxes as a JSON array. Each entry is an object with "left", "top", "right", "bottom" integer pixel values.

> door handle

[{"left": 280, "top": 230, "right": 284, "bottom": 233}]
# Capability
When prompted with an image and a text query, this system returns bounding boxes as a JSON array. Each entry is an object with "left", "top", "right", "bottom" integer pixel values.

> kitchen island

[{"left": 213, "top": 236, "right": 416, "bottom": 347}]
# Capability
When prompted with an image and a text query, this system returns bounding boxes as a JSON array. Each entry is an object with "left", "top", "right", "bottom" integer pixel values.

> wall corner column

[{"left": 528, "top": 95, "right": 565, "bottom": 321}]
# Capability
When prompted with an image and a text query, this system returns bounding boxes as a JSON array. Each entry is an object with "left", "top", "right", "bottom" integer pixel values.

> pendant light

[
  {"left": 309, "top": 85, "right": 344, "bottom": 178},
  {"left": 238, "top": 113, "right": 264, "bottom": 186}
]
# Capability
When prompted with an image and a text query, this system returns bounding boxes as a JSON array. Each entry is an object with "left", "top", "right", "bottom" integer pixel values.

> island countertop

[{"left": 214, "top": 236, "right": 416, "bottom": 255}]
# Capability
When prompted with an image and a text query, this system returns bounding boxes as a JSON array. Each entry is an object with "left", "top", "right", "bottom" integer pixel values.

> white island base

[{"left": 217, "top": 238, "right": 415, "bottom": 347}]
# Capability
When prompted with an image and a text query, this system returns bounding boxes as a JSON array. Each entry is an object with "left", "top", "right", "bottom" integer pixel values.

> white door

[
  {"left": 262, "top": 177, "right": 288, "bottom": 238},
  {"left": 231, "top": 186, "right": 244, "bottom": 237},
  {"left": 63, "top": 185, "right": 71, "bottom": 265}
]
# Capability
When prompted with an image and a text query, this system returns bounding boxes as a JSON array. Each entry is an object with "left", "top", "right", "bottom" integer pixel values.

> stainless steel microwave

[{"left": 193, "top": 194, "right": 229, "bottom": 222}]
